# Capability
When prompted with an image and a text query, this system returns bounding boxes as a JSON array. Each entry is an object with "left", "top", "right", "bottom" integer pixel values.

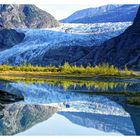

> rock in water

[
  {"left": 0, "top": 29, "right": 25, "bottom": 50},
  {"left": 0, "top": 4, "right": 59, "bottom": 28},
  {"left": 0, "top": 90, "right": 24, "bottom": 104}
]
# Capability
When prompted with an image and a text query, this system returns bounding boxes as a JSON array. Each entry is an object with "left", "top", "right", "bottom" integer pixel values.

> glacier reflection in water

[{"left": 0, "top": 80, "right": 139, "bottom": 135}]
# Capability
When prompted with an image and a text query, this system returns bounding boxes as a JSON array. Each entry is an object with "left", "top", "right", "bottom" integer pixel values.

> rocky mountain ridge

[
  {"left": 76, "top": 6, "right": 140, "bottom": 70},
  {"left": 61, "top": 4, "right": 139, "bottom": 24},
  {"left": 0, "top": 4, "right": 59, "bottom": 28}
]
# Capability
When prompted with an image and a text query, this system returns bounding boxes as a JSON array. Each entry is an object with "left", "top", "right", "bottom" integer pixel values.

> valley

[
  {"left": 0, "top": 22, "right": 131, "bottom": 66},
  {"left": 0, "top": 4, "right": 140, "bottom": 136}
]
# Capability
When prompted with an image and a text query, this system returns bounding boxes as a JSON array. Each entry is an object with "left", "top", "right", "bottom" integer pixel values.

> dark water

[{"left": 0, "top": 78, "right": 140, "bottom": 136}]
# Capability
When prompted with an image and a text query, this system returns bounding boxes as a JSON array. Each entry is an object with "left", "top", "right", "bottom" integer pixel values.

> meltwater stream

[{"left": 1, "top": 79, "right": 140, "bottom": 136}]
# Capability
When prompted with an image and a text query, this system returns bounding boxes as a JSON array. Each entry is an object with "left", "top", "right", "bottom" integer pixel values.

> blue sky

[
  {"left": 1, "top": 0, "right": 138, "bottom": 20},
  {"left": 36, "top": 4, "right": 104, "bottom": 20},
  {"left": 35, "top": 0, "right": 139, "bottom": 20}
]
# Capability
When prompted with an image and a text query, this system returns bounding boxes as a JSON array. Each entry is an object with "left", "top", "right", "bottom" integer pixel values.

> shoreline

[{"left": 0, "top": 70, "right": 140, "bottom": 80}]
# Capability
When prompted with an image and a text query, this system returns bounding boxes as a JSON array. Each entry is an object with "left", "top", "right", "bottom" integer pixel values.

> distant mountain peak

[
  {"left": 60, "top": 4, "right": 139, "bottom": 23},
  {"left": 75, "top": 6, "right": 140, "bottom": 70}
]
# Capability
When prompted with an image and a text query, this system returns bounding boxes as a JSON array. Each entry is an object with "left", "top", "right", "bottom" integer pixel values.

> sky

[
  {"left": 36, "top": 4, "right": 103, "bottom": 20},
  {"left": 0, "top": 0, "right": 139, "bottom": 20}
]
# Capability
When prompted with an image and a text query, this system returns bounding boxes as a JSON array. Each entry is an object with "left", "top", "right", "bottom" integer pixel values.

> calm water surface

[{"left": 0, "top": 78, "right": 140, "bottom": 136}]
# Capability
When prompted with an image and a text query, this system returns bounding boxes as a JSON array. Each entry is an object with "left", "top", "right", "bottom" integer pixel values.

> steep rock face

[
  {"left": 0, "top": 4, "right": 59, "bottom": 28},
  {"left": 76, "top": 7, "right": 140, "bottom": 70},
  {"left": 61, "top": 5, "right": 139, "bottom": 23},
  {"left": 0, "top": 29, "right": 25, "bottom": 50}
]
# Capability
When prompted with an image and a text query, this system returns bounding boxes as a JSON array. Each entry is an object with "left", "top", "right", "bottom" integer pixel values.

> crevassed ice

[{"left": 0, "top": 22, "right": 132, "bottom": 65}]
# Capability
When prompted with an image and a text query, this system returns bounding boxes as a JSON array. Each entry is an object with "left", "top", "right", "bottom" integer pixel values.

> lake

[{"left": 0, "top": 77, "right": 140, "bottom": 136}]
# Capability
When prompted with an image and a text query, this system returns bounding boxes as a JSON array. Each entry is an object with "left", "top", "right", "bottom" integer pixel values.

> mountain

[
  {"left": 76, "top": 6, "right": 140, "bottom": 70},
  {"left": 0, "top": 4, "right": 59, "bottom": 28},
  {"left": 0, "top": 29, "right": 25, "bottom": 50},
  {"left": 60, "top": 4, "right": 139, "bottom": 23},
  {"left": 0, "top": 22, "right": 131, "bottom": 65},
  {"left": 59, "top": 111, "right": 135, "bottom": 135},
  {"left": 0, "top": 5, "right": 138, "bottom": 67},
  {"left": 0, "top": 104, "right": 58, "bottom": 135},
  {"left": 1, "top": 81, "right": 136, "bottom": 135}
]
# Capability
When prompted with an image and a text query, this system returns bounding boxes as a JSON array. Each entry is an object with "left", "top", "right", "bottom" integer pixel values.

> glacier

[{"left": 0, "top": 22, "right": 132, "bottom": 65}]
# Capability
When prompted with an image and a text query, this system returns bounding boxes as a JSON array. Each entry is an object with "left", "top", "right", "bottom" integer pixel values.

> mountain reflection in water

[
  {"left": 0, "top": 79, "right": 140, "bottom": 135},
  {"left": 59, "top": 111, "right": 135, "bottom": 135},
  {"left": 0, "top": 104, "right": 57, "bottom": 135}
]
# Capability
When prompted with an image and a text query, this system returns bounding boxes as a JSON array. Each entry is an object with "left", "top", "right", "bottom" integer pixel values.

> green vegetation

[
  {"left": 2, "top": 77, "right": 130, "bottom": 91},
  {"left": 126, "top": 97, "right": 140, "bottom": 106},
  {"left": 0, "top": 62, "right": 135, "bottom": 76},
  {"left": 123, "top": 65, "right": 133, "bottom": 75},
  {"left": 0, "top": 73, "right": 132, "bottom": 92},
  {"left": 0, "top": 62, "right": 137, "bottom": 93},
  {"left": 45, "top": 79, "right": 130, "bottom": 91},
  {"left": 0, "top": 63, "right": 140, "bottom": 106}
]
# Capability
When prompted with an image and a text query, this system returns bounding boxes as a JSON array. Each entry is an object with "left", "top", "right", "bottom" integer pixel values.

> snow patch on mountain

[
  {"left": 49, "top": 22, "right": 132, "bottom": 34},
  {"left": 61, "top": 4, "right": 139, "bottom": 23}
]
